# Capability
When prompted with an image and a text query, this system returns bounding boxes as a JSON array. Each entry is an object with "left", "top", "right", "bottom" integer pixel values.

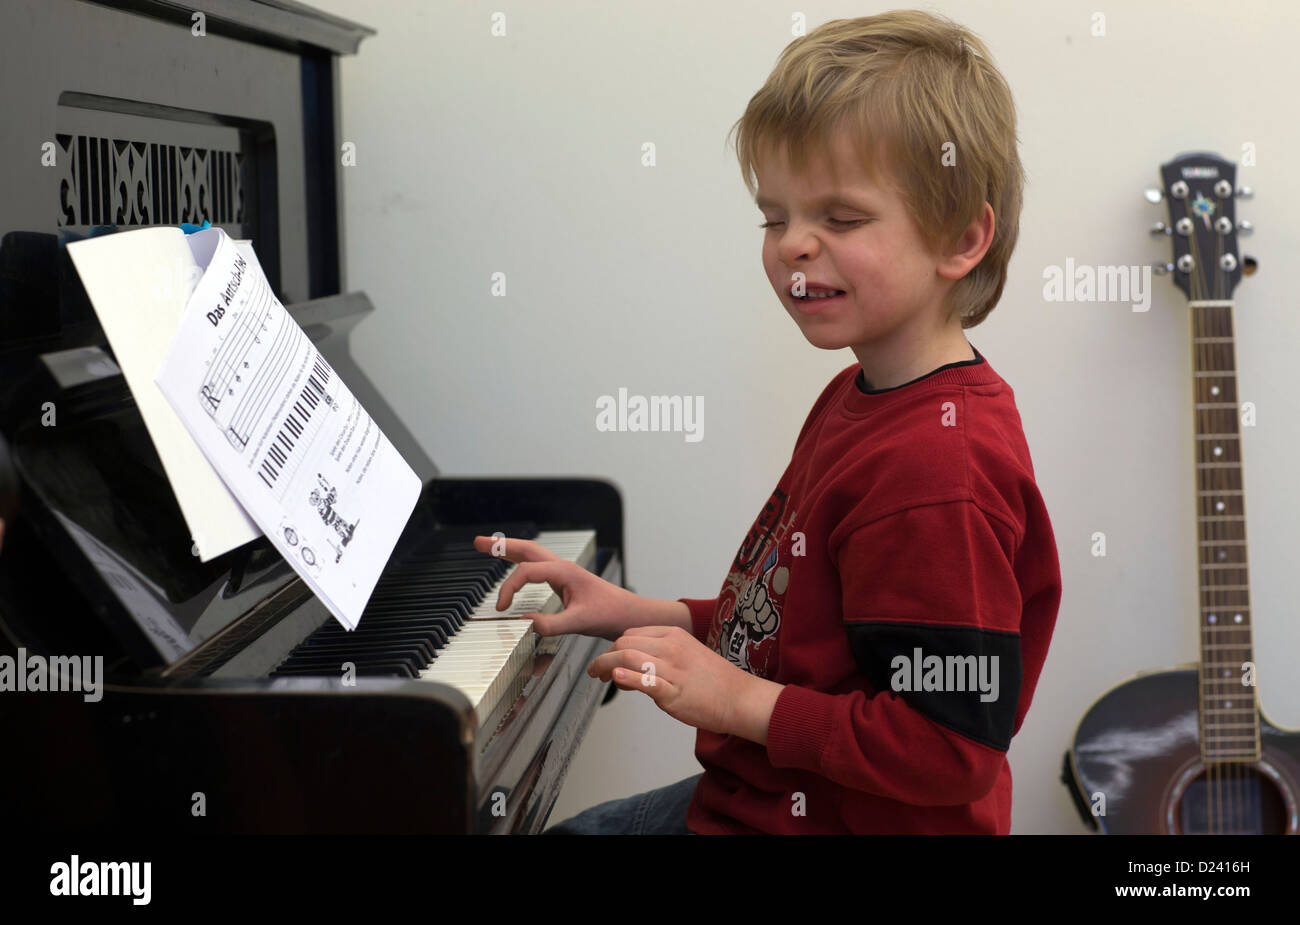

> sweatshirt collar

[{"left": 841, "top": 342, "right": 1000, "bottom": 415}]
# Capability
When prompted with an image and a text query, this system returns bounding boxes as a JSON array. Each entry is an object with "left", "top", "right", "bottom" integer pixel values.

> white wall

[{"left": 305, "top": 0, "right": 1300, "bottom": 833}]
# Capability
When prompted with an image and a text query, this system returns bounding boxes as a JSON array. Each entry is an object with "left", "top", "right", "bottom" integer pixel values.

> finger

[
  {"left": 613, "top": 625, "right": 681, "bottom": 642},
  {"left": 606, "top": 634, "right": 673, "bottom": 658},
  {"left": 493, "top": 559, "right": 573, "bottom": 611},
  {"left": 611, "top": 666, "right": 677, "bottom": 702},
  {"left": 472, "top": 534, "right": 559, "bottom": 563},
  {"left": 516, "top": 606, "right": 584, "bottom": 637},
  {"left": 588, "top": 647, "right": 658, "bottom": 682}
]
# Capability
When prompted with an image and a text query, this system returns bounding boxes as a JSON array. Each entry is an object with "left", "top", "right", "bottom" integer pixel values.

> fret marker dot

[
  {"left": 1210, "top": 386, "right": 1220, "bottom": 396},
  {"left": 1208, "top": 614, "right": 1217, "bottom": 623},
  {"left": 1234, "top": 613, "right": 1242, "bottom": 623},
  {"left": 1213, "top": 446, "right": 1223, "bottom": 456},
  {"left": 1225, "top": 701, "right": 1233, "bottom": 709},
  {"left": 1215, "top": 501, "right": 1225, "bottom": 512},
  {"left": 1217, "top": 550, "right": 1227, "bottom": 560},
  {"left": 1223, "top": 669, "right": 1232, "bottom": 677}
]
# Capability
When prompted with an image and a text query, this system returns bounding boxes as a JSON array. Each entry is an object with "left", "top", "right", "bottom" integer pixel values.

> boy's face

[{"left": 755, "top": 132, "right": 960, "bottom": 354}]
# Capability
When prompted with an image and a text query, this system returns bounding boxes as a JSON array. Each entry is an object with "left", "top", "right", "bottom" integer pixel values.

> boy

[{"left": 474, "top": 10, "right": 1060, "bottom": 834}]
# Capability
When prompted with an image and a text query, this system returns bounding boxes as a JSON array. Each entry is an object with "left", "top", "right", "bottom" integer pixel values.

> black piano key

[
  {"left": 276, "top": 651, "right": 422, "bottom": 675},
  {"left": 324, "top": 610, "right": 463, "bottom": 632},
  {"left": 273, "top": 661, "right": 417, "bottom": 679},
  {"left": 298, "top": 635, "right": 437, "bottom": 664},
  {"left": 362, "top": 601, "right": 471, "bottom": 623},
  {"left": 368, "top": 578, "right": 495, "bottom": 600},
  {"left": 277, "top": 646, "right": 422, "bottom": 667},
  {"left": 271, "top": 530, "right": 543, "bottom": 680},
  {"left": 311, "top": 619, "right": 453, "bottom": 646}
]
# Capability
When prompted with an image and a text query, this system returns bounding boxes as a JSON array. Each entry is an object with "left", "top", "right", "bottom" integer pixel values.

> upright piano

[{"left": 0, "top": 0, "right": 623, "bottom": 834}]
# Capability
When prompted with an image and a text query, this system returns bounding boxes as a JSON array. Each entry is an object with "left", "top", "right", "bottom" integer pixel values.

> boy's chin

[{"left": 793, "top": 324, "right": 855, "bottom": 351}]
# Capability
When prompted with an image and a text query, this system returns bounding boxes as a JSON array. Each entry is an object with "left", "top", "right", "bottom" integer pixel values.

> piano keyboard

[{"left": 271, "top": 529, "right": 597, "bottom": 729}]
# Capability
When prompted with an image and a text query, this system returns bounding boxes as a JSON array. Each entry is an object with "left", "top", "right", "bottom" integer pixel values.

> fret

[
  {"left": 1199, "top": 539, "right": 1246, "bottom": 546},
  {"left": 1192, "top": 337, "right": 1236, "bottom": 343},
  {"left": 1196, "top": 463, "right": 1241, "bottom": 469},
  {"left": 1195, "top": 434, "right": 1239, "bottom": 440},
  {"left": 1197, "top": 490, "right": 1243, "bottom": 495},
  {"left": 1199, "top": 734, "right": 1257, "bottom": 741}
]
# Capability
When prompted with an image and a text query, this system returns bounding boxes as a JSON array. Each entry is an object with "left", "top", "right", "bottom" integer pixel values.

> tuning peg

[
  {"left": 1152, "top": 262, "right": 1174, "bottom": 275},
  {"left": 1144, "top": 187, "right": 1163, "bottom": 203},
  {"left": 1237, "top": 219, "right": 1254, "bottom": 235},
  {"left": 1236, "top": 185, "right": 1254, "bottom": 199}
]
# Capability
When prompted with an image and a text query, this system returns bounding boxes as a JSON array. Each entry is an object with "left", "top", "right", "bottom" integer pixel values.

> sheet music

[
  {"left": 65, "top": 227, "right": 262, "bottom": 560},
  {"left": 156, "top": 228, "right": 419, "bottom": 630}
]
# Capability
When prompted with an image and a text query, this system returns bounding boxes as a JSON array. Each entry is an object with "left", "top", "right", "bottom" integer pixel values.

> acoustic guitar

[{"left": 1062, "top": 151, "right": 1300, "bottom": 834}]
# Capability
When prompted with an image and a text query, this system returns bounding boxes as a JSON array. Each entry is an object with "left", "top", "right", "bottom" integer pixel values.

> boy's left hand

[{"left": 587, "top": 625, "right": 775, "bottom": 738}]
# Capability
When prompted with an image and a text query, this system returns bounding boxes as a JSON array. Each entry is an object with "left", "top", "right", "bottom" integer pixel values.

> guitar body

[{"left": 1066, "top": 666, "right": 1300, "bottom": 833}]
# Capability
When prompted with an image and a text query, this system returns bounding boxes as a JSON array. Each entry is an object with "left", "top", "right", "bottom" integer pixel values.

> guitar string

[
  {"left": 1216, "top": 203, "right": 1255, "bottom": 832},
  {"left": 1185, "top": 192, "right": 1216, "bottom": 832},
  {"left": 1187, "top": 188, "right": 1255, "bottom": 832},
  {"left": 1214, "top": 215, "right": 1247, "bottom": 833},
  {"left": 1186, "top": 192, "right": 1226, "bottom": 832}
]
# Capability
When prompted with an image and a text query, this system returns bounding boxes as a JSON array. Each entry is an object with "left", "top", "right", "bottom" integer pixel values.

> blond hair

[{"left": 728, "top": 11, "right": 1024, "bottom": 327}]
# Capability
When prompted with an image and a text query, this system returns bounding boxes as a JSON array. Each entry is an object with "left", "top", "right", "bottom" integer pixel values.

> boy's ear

[{"left": 937, "top": 202, "right": 995, "bottom": 281}]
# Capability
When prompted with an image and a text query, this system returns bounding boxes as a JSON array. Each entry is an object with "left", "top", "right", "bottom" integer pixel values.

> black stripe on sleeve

[{"left": 845, "top": 620, "right": 1022, "bottom": 751}]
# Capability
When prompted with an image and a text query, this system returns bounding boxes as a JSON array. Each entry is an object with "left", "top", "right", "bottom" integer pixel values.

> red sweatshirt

[{"left": 679, "top": 345, "right": 1061, "bottom": 834}]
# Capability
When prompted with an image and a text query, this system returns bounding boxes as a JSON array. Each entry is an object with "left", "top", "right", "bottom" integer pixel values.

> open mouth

[{"left": 793, "top": 289, "right": 846, "bottom": 311}]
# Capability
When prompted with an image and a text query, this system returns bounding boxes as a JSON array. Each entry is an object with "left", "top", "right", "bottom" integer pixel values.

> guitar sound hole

[{"left": 1176, "top": 764, "right": 1288, "bottom": 834}]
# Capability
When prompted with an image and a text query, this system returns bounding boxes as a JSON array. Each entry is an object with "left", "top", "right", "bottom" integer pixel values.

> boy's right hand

[{"left": 472, "top": 534, "right": 643, "bottom": 641}]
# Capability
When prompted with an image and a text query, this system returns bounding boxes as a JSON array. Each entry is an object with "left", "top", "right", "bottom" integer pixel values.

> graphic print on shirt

[{"left": 711, "top": 487, "right": 797, "bottom": 679}]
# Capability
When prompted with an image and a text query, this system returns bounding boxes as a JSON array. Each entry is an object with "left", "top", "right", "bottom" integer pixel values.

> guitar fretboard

[{"left": 1189, "top": 299, "right": 1260, "bottom": 762}]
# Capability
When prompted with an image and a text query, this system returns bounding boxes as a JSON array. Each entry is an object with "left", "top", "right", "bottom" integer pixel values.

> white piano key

[{"left": 416, "top": 530, "right": 595, "bottom": 728}]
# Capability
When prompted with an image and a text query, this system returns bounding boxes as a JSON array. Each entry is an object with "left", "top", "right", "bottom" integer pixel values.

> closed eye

[{"left": 758, "top": 218, "right": 866, "bottom": 229}]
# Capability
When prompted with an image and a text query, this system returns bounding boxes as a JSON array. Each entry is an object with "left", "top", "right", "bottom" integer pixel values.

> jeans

[{"left": 543, "top": 774, "right": 703, "bottom": 835}]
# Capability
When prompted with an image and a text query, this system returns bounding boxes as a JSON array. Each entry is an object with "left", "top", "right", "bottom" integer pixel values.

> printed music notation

[
  {"left": 197, "top": 283, "right": 298, "bottom": 452},
  {"left": 156, "top": 227, "right": 419, "bottom": 630}
]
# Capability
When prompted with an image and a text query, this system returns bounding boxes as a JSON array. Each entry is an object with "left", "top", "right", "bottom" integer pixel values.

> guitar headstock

[{"left": 1147, "top": 152, "right": 1253, "bottom": 302}]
